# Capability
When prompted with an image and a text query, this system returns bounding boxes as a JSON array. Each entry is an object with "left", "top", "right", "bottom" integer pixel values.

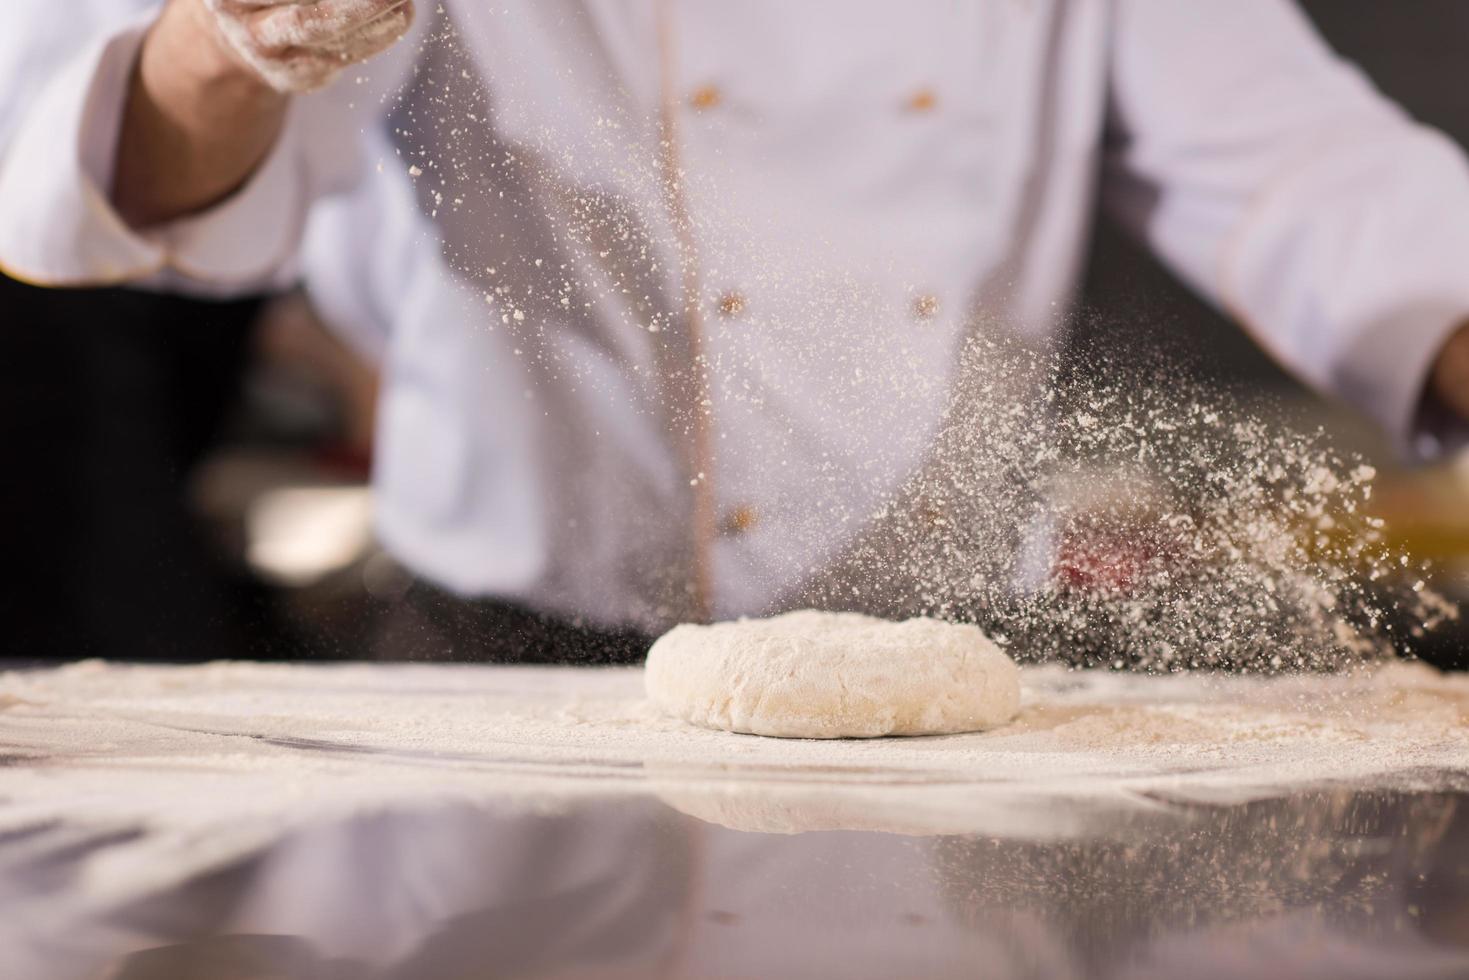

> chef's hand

[
  {"left": 113, "top": 0, "right": 412, "bottom": 228},
  {"left": 1426, "top": 322, "right": 1469, "bottom": 430},
  {"left": 202, "top": 0, "right": 415, "bottom": 94}
]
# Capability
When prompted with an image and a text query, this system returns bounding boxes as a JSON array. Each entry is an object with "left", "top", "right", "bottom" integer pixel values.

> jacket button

[
  {"left": 689, "top": 85, "right": 723, "bottom": 111},
  {"left": 721, "top": 504, "right": 759, "bottom": 536},
  {"left": 905, "top": 87, "right": 938, "bottom": 113},
  {"left": 912, "top": 294, "right": 940, "bottom": 319},
  {"left": 716, "top": 291, "right": 747, "bottom": 317}
]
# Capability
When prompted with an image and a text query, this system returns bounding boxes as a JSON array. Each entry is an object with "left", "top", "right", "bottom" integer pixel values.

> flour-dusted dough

[{"left": 644, "top": 610, "right": 1021, "bottom": 738}]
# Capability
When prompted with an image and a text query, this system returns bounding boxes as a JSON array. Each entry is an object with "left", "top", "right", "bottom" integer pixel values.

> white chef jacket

[{"left": 5, "top": 1, "right": 1469, "bottom": 632}]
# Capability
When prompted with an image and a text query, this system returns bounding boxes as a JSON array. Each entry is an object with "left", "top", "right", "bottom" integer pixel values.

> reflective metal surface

[
  {"left": 2, "top": 783, "right": 1466, "bottom": 979},
  {"left": 4, "top": 660, "right": 1468, "bottom": 979}
]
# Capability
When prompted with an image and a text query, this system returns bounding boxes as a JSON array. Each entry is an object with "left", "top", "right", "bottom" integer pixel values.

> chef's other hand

[
  {"left": 202, "top": 0, "right": 414, "bottom": 93},
  {"left": 1427, "top": 321, "right": 1469, "bottom": 432}
]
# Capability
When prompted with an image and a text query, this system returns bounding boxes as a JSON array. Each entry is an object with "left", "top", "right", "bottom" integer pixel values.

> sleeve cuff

[
  {"left": 1333, "top": 304, "right": 1469, "bottom": 460},
  {"left": 0, "top": 16, "right": 305, "bottom": 295}
]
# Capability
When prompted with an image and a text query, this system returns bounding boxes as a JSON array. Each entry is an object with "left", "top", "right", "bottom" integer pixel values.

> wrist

[
  {"left": 114, "top": 0, "right": 289, "bottom": 227},
  {"left": 141, "top": 0, "right": 285, "bottom": 116}
]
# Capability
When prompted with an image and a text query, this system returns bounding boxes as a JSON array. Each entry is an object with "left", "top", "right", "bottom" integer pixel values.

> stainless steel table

[{"left": 3, "top": 660, "right": 1467, "bottom": 979}]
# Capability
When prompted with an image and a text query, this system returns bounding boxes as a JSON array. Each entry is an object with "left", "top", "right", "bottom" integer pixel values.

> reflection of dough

[
  {"left": 645, "top": 610, "right": 1021, "bottom": 738},
  {"left": 659, "top": 783, "right": 926, "bottom": 836},
  {"left": 652, "top": 770, "right": 987, "bottom": 836}
]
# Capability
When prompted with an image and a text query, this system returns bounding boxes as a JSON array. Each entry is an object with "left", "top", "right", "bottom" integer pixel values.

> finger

[
  {"left": 250, "top": 1, "right": 410, "bottom": 91},
  {"left": 317, "top": 1, "right": 412, "bottom": 60},
  {"left": 249, "top": 0, "right": 400, "bottom": 51},
  {"left": 316, "top": 0, "right": 412, "bottom": 55},
  {"left": 211, "top": 0, "right": 317, "bottom": 12},
  {"left": 250, "top": 50, "right": 341, "bottom": 92}
]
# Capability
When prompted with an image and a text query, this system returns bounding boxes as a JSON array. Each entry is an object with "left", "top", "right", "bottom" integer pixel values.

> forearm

[{"left": 113, "top": 0, "right": 287, "bottom": 228}]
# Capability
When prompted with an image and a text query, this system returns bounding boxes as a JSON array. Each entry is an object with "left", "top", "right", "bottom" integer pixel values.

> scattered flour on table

[{"left": 0, "top": 659, "right": 1464, "bottom": 885}]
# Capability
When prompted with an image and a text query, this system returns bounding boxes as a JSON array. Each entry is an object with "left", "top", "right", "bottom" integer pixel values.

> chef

[{"left": 6, "top": 0, "right": 1469, "bottom": 661}]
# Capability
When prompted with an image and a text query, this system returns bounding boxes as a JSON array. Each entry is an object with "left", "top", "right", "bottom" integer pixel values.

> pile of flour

[{"left": 2, "top": 659, "right": 1467, "bottom": 904}]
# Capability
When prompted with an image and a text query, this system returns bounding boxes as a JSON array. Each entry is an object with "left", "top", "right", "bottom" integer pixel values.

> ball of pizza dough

[{"left": 645, "top": 609, "right": 1020, "bottom": 738}]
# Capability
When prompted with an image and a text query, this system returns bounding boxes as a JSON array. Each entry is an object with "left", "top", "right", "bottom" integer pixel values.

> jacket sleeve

[
  {"left": 0, "top": 4, "right": 412, "bottom": 298},
  {"left": 1103, "top": 0, "right": 1469, "bottom": 452}
]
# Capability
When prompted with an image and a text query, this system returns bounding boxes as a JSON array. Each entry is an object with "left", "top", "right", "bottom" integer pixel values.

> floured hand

[{"left": 200, "top": 0, "right": 414, "bottom": 93}]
